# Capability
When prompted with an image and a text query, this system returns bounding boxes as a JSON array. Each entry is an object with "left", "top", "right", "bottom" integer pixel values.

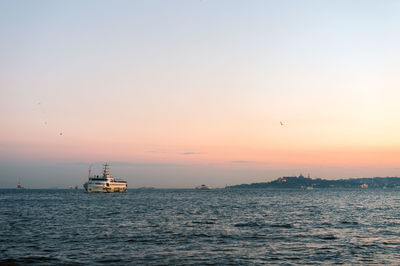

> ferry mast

[{"left": 103, "top": 163, "right": 110, "bottom": 177}]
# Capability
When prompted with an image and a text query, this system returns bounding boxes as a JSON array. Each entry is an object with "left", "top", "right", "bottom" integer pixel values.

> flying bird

[{"left": 280, "top": 121, "right": 285, "bottom": 126}]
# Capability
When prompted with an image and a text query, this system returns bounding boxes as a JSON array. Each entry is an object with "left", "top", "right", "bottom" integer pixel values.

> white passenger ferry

[{"left": 83, "top": 163, "right": 127, "bottom": 193}]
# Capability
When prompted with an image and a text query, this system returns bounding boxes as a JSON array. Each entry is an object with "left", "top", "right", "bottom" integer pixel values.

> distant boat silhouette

[
  {"left": 196, "top": 184, "right": 211, "bottom": 190},
  {"left": 17, "top": 179, "right": 24, "bottom": 189}
]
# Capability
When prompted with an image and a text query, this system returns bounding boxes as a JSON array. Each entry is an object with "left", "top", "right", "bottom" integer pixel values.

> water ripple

[{"left": 1, "top": 188, "right": 400, "bottom": 264}]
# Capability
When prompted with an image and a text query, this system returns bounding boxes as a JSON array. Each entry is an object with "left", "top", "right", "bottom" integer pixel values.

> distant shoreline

[{"left": 226, "top": 175, "right": 400, "bottom": 189}]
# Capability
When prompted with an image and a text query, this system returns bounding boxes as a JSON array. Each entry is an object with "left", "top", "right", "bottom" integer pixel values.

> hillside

[{"left": 226, "top": 175, "right": 400, "bottom": 189}]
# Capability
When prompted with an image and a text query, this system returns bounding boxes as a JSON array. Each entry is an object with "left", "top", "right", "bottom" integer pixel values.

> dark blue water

[{"left": 1, "top": 188, "right": 400, "bottom": 265}]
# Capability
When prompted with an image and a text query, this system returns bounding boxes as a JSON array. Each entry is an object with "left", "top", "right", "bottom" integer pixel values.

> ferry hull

[{"left": 86, "top": 183, "right": 127, "bottom": 193}]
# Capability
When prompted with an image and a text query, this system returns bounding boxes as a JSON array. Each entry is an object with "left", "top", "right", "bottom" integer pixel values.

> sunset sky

[{"left": 1, "top": 0, "right": 400, "bottom": 188}]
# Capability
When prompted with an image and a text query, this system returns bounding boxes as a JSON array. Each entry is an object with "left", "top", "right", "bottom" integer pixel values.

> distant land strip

[{"left": 226, "top": 175, "right": 400, "bottom": 189}]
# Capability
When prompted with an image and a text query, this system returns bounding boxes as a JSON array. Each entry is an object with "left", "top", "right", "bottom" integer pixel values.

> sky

[{"left": 1, "top": 0, "right": 400, "bottom": 188}]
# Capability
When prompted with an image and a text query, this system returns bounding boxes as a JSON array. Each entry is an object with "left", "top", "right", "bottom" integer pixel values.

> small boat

[
  {"left": 17, "top": 179, "right": 24, "bottom": 189},
  {"left": 196, "top": 184, "right": 211, "bottom": 190},
  {"left": 84, "top": 163, "right": 128, "bottom": 193}
]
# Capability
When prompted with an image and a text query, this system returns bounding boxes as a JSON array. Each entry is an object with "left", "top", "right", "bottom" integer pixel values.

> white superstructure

[{"left": 84, "top": 163, "right": 127, "bottom": 193}]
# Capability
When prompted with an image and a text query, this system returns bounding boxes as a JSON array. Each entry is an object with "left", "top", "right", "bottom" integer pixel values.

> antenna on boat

[{"left": 88, "top": 164, "right": 92, "bottom": 178}]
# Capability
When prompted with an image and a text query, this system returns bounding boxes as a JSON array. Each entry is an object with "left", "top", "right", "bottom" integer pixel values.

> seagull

[
  {"left": 59, "top": 132, "right": 63, "bottom": 136},
  {"left": 280, "top": 121, "right": 285, "bottom": 126}
]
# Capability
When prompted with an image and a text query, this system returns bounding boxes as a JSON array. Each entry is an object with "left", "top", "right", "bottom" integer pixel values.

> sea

[{"left": 1, "top": 188, "right": 400, "bottom": 265}]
